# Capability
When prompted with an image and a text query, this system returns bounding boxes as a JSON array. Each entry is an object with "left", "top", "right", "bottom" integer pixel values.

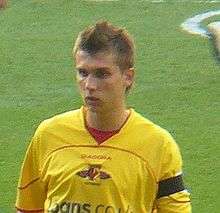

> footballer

[{"left": 16, "top": 21, "right": 191, "bottom": 213}]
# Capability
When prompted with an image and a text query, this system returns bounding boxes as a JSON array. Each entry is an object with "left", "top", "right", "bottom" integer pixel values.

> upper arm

[
  {"left": 16, "top": 129, "right": 46, "bottom": 211},
  {"left": 154, "top": 131, "right": 191, "bottom": 212}
]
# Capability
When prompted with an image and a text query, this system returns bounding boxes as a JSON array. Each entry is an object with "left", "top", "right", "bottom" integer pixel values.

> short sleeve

[
  {"left": 159, "top": 131, "right": 183, "bottom": 181},
  {"left": 16, "top": 129, "right": 46, "bottom": 211},
  {"left": 154, "top": 131, "right": 191, "bottom": 212},
  {"left": 155, "top": 190, "right": 191, "bottom": 213}
]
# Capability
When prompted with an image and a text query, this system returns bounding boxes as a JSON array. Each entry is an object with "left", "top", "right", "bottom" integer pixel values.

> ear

[{"left": 124, "top": 67, "right": 135, "bottom": 89}]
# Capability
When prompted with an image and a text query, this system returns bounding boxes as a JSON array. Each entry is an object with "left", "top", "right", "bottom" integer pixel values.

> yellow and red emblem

[{"left": 76, "top": 164, "right": 111, "bottom": 182}]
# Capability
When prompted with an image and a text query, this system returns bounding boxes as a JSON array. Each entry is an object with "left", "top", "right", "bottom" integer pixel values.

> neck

[{"left": 85, "top": 106, "right": 130, "bottom": 131}]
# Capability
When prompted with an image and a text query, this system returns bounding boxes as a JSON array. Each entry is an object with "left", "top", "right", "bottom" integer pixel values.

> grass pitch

[{"left": 0, "top": 0, "right": 220, "bottom": 212}]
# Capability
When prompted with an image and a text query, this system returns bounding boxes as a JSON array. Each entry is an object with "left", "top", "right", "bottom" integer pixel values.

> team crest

[{"left": 76, "top": 164, "right": 111, "bottom": 182}]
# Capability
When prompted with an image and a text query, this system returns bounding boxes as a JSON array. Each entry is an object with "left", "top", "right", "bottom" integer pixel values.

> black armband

[{"left": 157, "top": 174, "right": 185, "bottom": 198}]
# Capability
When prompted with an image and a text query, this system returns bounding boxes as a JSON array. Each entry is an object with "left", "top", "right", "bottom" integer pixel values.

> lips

[
  {"left": 85, "top": 96, "right": 100, "bottom": 106},
  {"left": 85, "top": 96, "right": 99, "bottom": 101}
]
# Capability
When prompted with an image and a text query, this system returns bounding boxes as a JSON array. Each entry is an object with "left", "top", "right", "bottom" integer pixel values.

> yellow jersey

[{"left": 16, "top": 107, "right": 191, "bottom": 213}]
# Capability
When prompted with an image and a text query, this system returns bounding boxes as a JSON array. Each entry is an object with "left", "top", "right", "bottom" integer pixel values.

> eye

[
  {"left": 95, "top": 69, "right": 110, "bottom": 79},
  {"left": 77, "top": 69, "right": 88, "bottom": 77}
]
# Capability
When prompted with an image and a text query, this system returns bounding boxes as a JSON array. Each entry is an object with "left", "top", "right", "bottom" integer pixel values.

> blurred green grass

[{"left": 0, "top": 0, "right": 219, "bottom": 212}]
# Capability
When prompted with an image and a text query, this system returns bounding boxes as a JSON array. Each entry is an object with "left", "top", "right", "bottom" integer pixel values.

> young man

[{"left": 16, "top": 21, "right": 191, "bottom": 213}]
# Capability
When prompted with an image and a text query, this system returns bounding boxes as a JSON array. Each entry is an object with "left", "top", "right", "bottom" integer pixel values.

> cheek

[
  {"left": 104, "top": 80, "right": 125, "bottom": 96},
  {"left": 102, "top": 80, "right": 116, "bottom": 91},
  {"left": 76, "top": 78, "right": 85, "bottom": 91}
]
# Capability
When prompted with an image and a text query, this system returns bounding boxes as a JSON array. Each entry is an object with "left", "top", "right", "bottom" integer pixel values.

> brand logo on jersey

[{"left": 76, "top": 164, "right": 111, "bottom": 181}]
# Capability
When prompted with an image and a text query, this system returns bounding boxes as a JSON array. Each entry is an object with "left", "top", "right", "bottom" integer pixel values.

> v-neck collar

[{"left": 79, "top": 106, "right": 135, "bottom": 145}]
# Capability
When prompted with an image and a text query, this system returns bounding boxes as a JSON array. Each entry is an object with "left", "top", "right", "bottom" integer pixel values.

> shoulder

[
  {"left": 131, "top": 109, "right": 180, "bottom": 162},
  {"left": 131, "top": 109, "right": 175, "bottom": 145},
  {"left": 28, "top": 108, "right": 84, "bottom": 162},
  {"left": 35, "top": 108, "right": 83, "bottom": 135},
  {"left": 131, "top": 110, "right": 182, "bottom": 180}
]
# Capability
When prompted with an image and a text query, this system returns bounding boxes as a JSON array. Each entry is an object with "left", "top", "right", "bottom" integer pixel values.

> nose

[{"left": 85, "top": 75, "right": 97, "bottom": 91}]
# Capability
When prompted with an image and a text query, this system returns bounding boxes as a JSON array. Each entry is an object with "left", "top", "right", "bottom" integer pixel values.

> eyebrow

[
  {"left": 76, "top": 66, "right": 111, "bottom": 72},
  {"left": 95, "top": 67, "right": 111, "bottom": 72}
]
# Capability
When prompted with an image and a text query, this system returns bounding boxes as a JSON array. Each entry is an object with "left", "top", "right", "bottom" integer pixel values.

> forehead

[{"left": 75, "top": 50, "right": 118, "bottom": 69}]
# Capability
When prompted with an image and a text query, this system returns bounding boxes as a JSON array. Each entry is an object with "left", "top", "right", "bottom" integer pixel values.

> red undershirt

[
  {"left": 87, "top": 126, "right": 120, "bottom": 145},
  {"left": 85, "top": 110, "right": 131, "bottom": 145}
]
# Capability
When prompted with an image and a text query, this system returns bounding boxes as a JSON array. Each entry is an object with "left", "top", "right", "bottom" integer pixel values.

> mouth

[
  {"left": 85, "top": 96, "right": 99, "bottom": 101},
  {"left": 85, "top": 96, "right": 100, "bottom": 106}
]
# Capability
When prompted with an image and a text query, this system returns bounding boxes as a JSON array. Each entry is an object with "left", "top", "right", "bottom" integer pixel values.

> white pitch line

[{"left": 181, "top": 10, "right": 220, "bottom": 38}]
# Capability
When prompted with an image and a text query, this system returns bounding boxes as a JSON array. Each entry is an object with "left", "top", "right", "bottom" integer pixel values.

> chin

[
  {"left": 85, "top": 105, "right": 99, "bottom": 112},
  {"left": 85, "top": 105, "right": 106, "bottom": 114}
]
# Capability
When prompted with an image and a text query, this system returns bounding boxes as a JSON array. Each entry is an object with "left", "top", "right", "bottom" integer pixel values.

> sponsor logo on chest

[{"left": 48, "top": 202, "right": 132, "bottom": 213}]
